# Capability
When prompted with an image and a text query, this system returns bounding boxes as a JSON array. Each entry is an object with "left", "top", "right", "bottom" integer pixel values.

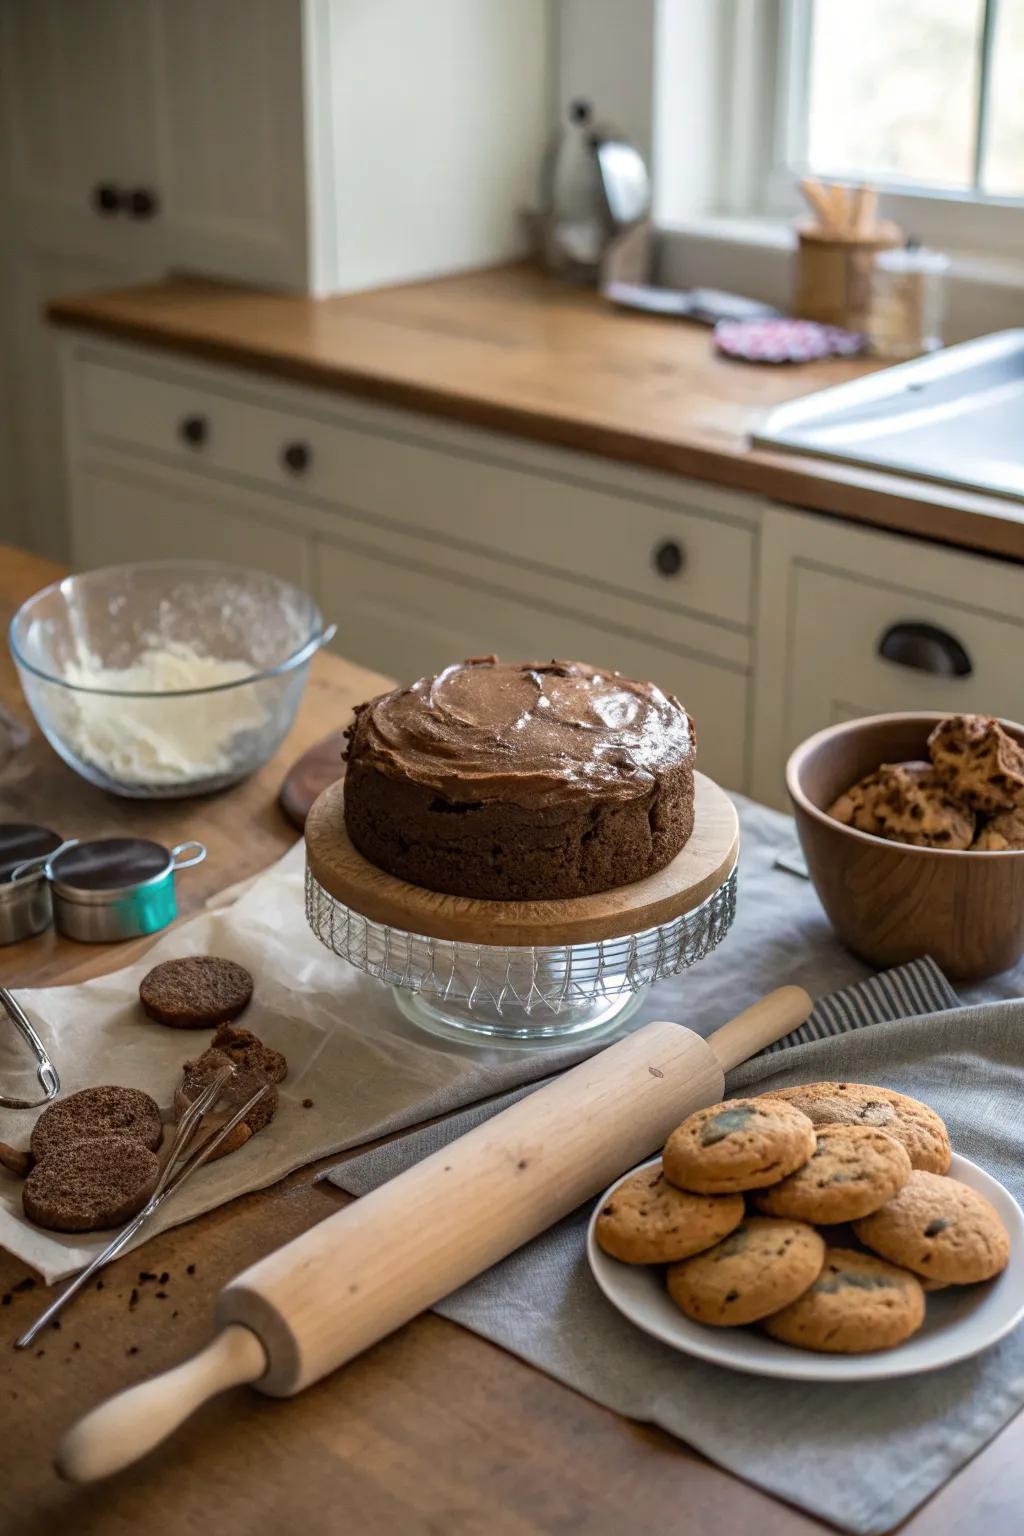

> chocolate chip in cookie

[{"left": 139, "top": 956, "right": 253, "bottom": 1029}]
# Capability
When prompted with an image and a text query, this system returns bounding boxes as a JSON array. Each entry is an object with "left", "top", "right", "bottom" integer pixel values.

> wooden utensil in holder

[{"left": 794, "top": 179, "right": 902, "bottom": 331}]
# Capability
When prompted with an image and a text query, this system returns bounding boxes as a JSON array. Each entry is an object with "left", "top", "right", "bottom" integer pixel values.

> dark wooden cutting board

[{"left": 277, "top": 729, "right": 348, "bottom": 830}]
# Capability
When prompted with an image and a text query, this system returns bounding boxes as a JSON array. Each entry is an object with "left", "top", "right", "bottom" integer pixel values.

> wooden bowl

[{"left": 786, "top": 713, "right": 1024, "bottom": 981}]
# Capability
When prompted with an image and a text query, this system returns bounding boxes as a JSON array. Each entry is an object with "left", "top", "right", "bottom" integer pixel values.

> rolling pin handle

[
  {"left": 56, "top": 1323, "right": 266, "bottom": 1484},
  {"left": 704, "top": 985, "right": 813, "bottom": 1072}
]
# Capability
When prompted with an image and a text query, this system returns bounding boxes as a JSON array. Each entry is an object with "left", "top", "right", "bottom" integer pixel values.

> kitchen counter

[
  {"left": 3, "top": 545, "right": 1024, "bottom": 1534},
  {"left": 49, "top": 265, "right": 1024, "bottom": 565}
]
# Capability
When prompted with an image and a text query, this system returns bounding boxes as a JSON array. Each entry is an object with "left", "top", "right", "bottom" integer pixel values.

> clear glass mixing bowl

[{"left": 9, "top": 560, "right": 334, "bottom": 798}]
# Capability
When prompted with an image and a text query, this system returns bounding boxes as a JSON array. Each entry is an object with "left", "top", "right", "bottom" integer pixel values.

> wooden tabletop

[
  {"left": 49, "top": 264, "right": 1024, "bottom": 564},
  {"left": 2, "top": 546, "right": 1021, "bottom": 1535}
]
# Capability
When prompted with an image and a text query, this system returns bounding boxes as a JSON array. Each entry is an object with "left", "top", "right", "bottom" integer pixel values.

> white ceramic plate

[{"left": 587, "top": 1153, "right": 1024, "bottom": 1382}]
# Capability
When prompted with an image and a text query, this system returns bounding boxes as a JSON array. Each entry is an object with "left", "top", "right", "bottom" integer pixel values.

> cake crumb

[
  {"left": 186, "top": 1264, "right": 196, "bottom": 1276},
  {"left": 128, "top": 1288, "right": 140, "bottom": 1309},
  {"left": 302, "top": 1098, "right": 314, "bottom": 1109},
  {"left": 13, "top": 1278, "right": 35, "bottom": 1293}
]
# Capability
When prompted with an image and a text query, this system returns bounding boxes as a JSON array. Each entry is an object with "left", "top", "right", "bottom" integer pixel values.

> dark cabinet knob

[
  {"left": 653, "top": 538, "right": 685, "bottom": 577},
  {"left": 282, "top": 441, "right": 311, "bottom": 474},
  {"left": 877, "top": 622, "right": 972, "bottom": 678},
  {"left": 179, "top": 415, "right": 208, "bottom": 448},
  {"left": 126, "top": 187, "right": 158, "bottom": 220},
  {"left": 92, "top": 182, "right": 121, "bottom": 215}
]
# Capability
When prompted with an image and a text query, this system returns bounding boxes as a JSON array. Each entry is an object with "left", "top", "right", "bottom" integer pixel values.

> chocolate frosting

[{"left": 348, "top": 658, "right": 695, "bottom": 809}]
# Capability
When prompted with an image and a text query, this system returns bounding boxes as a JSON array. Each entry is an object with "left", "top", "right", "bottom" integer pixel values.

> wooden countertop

[
  {"left": 49, "top": 265, "right": 1024, "bottom": 564},
  {"left": 3, "top": 544, "right": 1022, "bottom": 1535}
]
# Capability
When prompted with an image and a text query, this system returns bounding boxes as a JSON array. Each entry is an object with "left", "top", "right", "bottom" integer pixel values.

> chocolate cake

[{"left": 342, "top": 657, "right": 696, "bottom": 900}]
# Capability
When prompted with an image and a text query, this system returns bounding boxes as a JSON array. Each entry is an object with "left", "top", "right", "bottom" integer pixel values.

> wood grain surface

[
  {"left": 305, "top": 773, "right": 739, "bottom": 944},
  {"left": 2, "top": 546, "right": 1022, "bottom": 1535},
  {"left": 48, "top": 265, "right": 1024, "bottom": 564}
]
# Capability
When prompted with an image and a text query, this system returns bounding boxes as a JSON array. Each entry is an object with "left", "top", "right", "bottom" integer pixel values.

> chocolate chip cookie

[
  {"left": 30, "top": 1085, "right": 163, "bottom": 1164},
  {"left": 928, "top": 714, "right": 1024, "bottom": 816},
  {"left": 828, "top": 761, "right": 974, "bottom": 849},
  {"left": 973, "top": 806, "right": 1024, "bottom": 851},
  {"left": 139, "top": 955, "right": 253, "bottom": 1029},
  {"left": 666, "top": 1216, "right": 825, "bottom": 1326},
  {"left": 663, "top": 1098, "right": 816, "bottom": 1195},
  {"left": 762, "top": 1247, "right": 925, "bottom": 1353},
  {"left": 760, "top": 1083, "right": 952, "bottom": 1174},
  {"left": 853, "top": 1169, "right": 1010, "bottom": 1284},
  {"left": 753, "top": 1124, "right": 912, "bottom": 1223},
  {"left": 23, "top": 1135, "right": 160, "bottom": 1233},
  {"left": 595, "top": 1164, "right": 745, "bottom": 1264}
]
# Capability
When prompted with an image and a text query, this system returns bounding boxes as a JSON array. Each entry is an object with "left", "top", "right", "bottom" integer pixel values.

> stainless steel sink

[{"left": 751, "top": 329, "right": 1024, "bottom": 502}]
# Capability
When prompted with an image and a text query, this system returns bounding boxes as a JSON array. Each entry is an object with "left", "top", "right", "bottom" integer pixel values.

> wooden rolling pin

[{"left": 58, "top": 985, "right": 811, "bottom": 1482}]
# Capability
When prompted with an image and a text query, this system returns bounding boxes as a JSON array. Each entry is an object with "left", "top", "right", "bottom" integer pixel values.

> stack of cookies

[
  {"left": 1, "top": 955, "right": 290, "bottom": 1234},
  {"left": 829, "top": 713, "right": 1024, "bottom": 851},
  {"left": 596, "top": 1082, "right": 1011, "bottom": 1354}
]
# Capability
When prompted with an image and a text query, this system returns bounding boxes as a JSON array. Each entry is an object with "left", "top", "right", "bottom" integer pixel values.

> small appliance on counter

[{"left": 539, "top": 99, "right": 651, "bottom": 282}]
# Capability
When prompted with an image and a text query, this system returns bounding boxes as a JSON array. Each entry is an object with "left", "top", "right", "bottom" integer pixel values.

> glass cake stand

[
  {"left": 305, "top": 865, "right": 737, "bottom": 1045},
  {"left": 304, "top": 774, "right": 740, "bottom": 1048}
]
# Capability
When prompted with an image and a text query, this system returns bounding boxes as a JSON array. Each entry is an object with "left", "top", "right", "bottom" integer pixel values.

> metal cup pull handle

[
  {"left": 171, "top": 842, "right": 207, "bottom": 872},
  {"left": 10, "top": 838, "right": 80, "bottom": 884}
]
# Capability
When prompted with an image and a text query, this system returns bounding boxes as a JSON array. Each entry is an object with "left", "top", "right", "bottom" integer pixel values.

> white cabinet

[
  {"left": 60, "top": 335, "right": 757, "bottom": 792},
  {"left": 0, "top": 0, "right": 548, "bottom": 559},
  {"left": 752, "top": 507, "right": 1024, "bottom": 806},
  {"left": 72, "top": 461, "right": 312, "bottom": 587},
  {"left": 2, "top": 1, "right": 158, "bottom": 226}
]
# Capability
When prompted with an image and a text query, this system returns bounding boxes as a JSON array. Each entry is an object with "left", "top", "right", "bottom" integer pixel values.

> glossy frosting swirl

[{"left": 348, "top": 657, "right": 695, "bottom": 809}]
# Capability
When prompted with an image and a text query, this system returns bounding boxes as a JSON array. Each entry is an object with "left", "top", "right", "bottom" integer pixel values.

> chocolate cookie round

[
  {"left": 139, "top": 956, "right": 253, "bottom": 1029},
  {"left": 30, "top": 1085, "right": 162, "bottom": 1163},
  {"left": 23, "top": 1136, "right": 160, "bottom": 1233}
]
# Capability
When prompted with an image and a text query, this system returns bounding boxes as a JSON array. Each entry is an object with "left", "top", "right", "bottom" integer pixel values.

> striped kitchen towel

[{"left": 762, "top": 954, "right": 958, "bottom": 1052}]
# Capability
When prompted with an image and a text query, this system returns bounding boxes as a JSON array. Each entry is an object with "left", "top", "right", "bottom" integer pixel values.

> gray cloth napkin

[{"left": 330, "top": 975, "right": 1024, "bottom": 1536}]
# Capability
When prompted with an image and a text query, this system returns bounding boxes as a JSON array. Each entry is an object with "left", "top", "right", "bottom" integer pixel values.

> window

[
  {"left": 652, "top": 0, "right": 1024, "bottom": 258},
  {"left": 795, "top": 0, "right": 1024, "bottom": 200}
]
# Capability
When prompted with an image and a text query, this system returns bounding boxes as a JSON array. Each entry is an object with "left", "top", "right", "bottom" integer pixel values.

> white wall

[
  {"left": 554, "top": 0, "right": 656, "bottom": 164},
  {"left": 311, "top": 0, "right": 551, "bottom": 295}
]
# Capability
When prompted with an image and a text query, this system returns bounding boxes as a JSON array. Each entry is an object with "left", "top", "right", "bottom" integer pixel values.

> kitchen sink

[{"left": 751, "top": 329, "right": 1024, "bottom": 502}]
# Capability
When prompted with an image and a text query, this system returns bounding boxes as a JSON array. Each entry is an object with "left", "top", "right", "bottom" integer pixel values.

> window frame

[{"left": 711, "top": 0, "right": 1024, "bottom": 258}]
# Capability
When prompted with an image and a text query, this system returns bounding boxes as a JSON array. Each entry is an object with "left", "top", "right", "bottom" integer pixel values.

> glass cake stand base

[{"left": 305, "top": 864, "right": 737, "bottom": 1048}]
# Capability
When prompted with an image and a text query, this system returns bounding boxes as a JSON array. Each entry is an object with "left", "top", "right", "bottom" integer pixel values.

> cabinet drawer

[
  {"left": 76, "top": 355, "right": 756, "bottom": 631},
  {"left": 71, "top": 463, "right": 310, "bottom": 584},
  {"left": 315, "top": 537, "right": 749, "bottom": 791},
  {"left": 785, "top": 564, "right": 1024, "bottom": 750}
]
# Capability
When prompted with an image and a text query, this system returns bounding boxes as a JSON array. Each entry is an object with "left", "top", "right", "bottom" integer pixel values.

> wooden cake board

[{"left": 304, "top": 772, "right": 739, "bottom": 947}]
